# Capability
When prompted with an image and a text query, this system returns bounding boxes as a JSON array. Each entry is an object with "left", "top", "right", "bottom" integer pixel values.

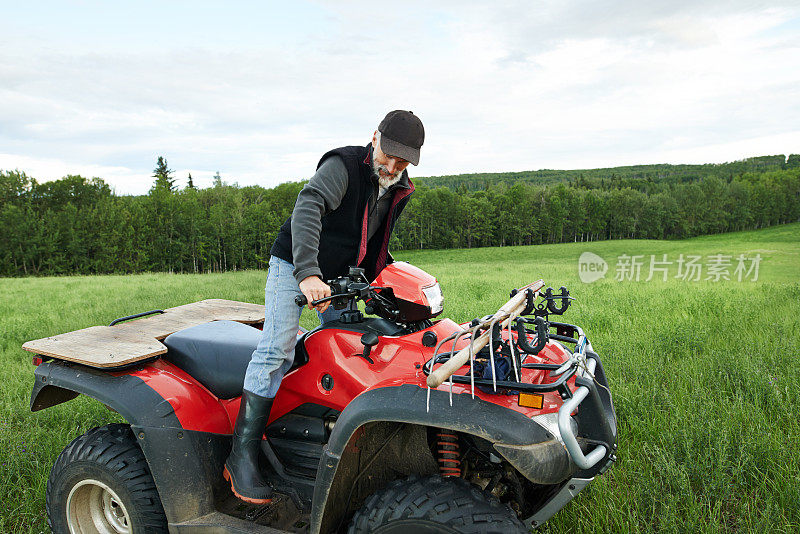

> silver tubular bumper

[
  {"left": 557, "top": 353, "right": 607, "bottom": 469},
  {"left": 547, "top": 325, "right": 617, "bottom": 472},
  {"left": 524, "top": 329, "right": 617, "bottom": 528}
]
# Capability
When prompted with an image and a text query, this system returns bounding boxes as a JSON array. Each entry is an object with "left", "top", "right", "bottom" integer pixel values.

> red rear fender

[{"left": 129, "top": 360, "right": 233, "bottom": 433}]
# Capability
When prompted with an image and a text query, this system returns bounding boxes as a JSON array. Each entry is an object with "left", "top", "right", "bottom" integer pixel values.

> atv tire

[
  {"left": 348, "top": 474, "right": 526, "bottom": 534},
  {"left": 46, "top": 423, "right": 168, "bottom": 533}
]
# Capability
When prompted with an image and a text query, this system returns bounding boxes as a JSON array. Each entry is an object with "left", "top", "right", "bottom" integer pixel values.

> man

[{"left": 223, "top": 110, "right": 425, "bottom": 503}]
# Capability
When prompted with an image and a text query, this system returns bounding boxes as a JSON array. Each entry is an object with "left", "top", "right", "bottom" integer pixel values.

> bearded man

[{"left": 224, "top": 110, "right": 425, "bottom": 503}]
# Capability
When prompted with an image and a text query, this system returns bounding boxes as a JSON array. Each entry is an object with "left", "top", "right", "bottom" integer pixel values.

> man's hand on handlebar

[{"left": 299, "top": 275, "right": 332, "bottom": 312}]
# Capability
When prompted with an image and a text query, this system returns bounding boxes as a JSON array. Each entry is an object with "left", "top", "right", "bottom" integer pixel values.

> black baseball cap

[{"left": 378, "top": 110, "right": 424, "bottom": 166}]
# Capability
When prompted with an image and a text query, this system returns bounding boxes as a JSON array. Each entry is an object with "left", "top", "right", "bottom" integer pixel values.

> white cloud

[{"left": 1, "top": 1, "right": 798, "bottom": 194}]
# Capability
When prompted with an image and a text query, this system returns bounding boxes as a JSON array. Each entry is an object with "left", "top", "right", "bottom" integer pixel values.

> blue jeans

[{"left": 243, "top": 256, "right": 352, "bottom": 398}]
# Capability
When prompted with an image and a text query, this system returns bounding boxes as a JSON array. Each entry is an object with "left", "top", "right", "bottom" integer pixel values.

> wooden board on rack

[{"left": 22, "top": 299, "right": 264, "bottom": 368}]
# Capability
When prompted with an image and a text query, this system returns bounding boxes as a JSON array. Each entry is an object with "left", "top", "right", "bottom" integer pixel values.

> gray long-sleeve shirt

[{"left": 290, "top": 156, "right": 408, "bottom": 283}]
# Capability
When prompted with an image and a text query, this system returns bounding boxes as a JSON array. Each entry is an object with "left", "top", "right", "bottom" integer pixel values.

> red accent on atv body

[
  {"left": 126, "top": 359, "right": 234, "bottom": 433},
  {"left": 373, "top": 262, "right": 437, "bottom": 308},
  {"left": 130, "top": 317, "right": 574, "bottom": 435}
]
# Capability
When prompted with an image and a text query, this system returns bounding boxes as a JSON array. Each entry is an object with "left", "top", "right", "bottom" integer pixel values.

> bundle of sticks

[{"left": 426, "top": 280, "right": 545, "bottom": 391}]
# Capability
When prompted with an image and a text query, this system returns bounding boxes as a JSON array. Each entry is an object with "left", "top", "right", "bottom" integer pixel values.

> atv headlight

[{"left": 422, "top": 283, "right": 444, "bottom": 315}]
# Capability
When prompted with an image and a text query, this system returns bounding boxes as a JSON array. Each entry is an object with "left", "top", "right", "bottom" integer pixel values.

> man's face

[{"left": 372, "top": 131, "right": 410, "bottom": 184}]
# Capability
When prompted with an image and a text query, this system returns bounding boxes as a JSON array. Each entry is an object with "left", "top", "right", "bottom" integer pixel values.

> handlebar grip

[{"left": 295, "top": 295, "right": 308, "bottom": 307}]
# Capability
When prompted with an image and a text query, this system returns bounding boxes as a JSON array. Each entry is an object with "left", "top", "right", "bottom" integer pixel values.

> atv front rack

[
  {"left": 423, "top": 319, "right": 616, "bottom": 472},
  {"left": 421, "top": 320, "right": 586, "bottom": 398},
  {"left": 422, "top": 282, "right": 617, "bottom": 473}
]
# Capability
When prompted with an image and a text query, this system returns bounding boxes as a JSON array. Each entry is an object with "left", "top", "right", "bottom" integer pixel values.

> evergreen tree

[
  {"left": 151, "top": 156, "right": 175, "bottom": 192},
  {"left": 187, "top": 172, "right": 196, "bottom": 190},
  {"left": 213, "top": 171, "right": 223, "bottom": 188}
]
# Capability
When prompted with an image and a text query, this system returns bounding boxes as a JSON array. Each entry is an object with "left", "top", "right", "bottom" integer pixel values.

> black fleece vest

[{"left": 270, "top": 144, "right": 414, "bottom": 281}]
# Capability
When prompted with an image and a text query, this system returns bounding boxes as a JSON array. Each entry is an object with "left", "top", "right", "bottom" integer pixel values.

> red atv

[{"left": 25, "top": 262, "right": 617, "bottom": 533}]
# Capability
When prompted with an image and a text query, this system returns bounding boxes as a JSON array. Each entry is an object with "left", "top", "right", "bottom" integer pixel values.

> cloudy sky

[{"left": 2, "top": 1, "right": 799, "bottom": 195}]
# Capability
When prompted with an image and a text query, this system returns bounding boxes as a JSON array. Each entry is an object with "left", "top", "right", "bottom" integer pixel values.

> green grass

[{"left": 2, "top": 223, "right": 799, "bottom": 532}]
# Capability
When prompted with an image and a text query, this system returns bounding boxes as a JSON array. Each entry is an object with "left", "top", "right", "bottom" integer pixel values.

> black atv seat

[{"left": 162, "top": 320, "right": 307, "bottom": 400}]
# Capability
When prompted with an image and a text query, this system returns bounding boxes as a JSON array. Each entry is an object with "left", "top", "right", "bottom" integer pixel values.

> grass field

[{"left": 1, "top": 223, "right": 799, "bottom": 532}]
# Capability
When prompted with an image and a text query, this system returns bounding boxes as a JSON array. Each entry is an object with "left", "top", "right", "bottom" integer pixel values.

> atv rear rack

[{"left": 22, "top": 299, "right": 265, "bottom": 368}]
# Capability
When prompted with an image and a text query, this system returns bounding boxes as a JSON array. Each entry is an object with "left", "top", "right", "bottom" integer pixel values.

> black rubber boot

[{"left": 223, "top": 390, "right": 274, "bottom": 504}]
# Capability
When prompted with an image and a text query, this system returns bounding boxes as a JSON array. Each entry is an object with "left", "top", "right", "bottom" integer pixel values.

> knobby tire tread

[
  {"left": 348, "top": 474, "right": 526, "bottom": 534},
  {"left": 46, "top": 423, "right": 168, "bottom": 532}
]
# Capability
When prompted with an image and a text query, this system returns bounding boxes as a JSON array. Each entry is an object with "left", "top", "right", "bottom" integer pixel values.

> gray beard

[{"left": 372, "top": 161, "right": 403, "bottom": 189}]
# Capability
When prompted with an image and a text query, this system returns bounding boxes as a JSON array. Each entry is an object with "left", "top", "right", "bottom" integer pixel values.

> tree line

[
  {"left": 418, "top": 154, "right": 795, "bottom": 190},
  {"left": 1, "top": 155, "right": 798, "bottom": 277}
]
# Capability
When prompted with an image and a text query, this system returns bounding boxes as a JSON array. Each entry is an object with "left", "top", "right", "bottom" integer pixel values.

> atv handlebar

[
  {"left": 294, "top": 292, "right": 358, "bottom": 308},
  {"left": 294, "top": 276, "right": 380, "bottom": 310}
]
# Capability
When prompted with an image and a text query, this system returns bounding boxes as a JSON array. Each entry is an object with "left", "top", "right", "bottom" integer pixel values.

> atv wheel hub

[{"left": 66, "top": 479, "right": 131, "bottom": 534}]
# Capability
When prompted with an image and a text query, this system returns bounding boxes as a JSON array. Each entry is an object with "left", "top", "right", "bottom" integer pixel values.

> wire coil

[{"left": 436, "top": 430, "right": 461, "bottom": 476}]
